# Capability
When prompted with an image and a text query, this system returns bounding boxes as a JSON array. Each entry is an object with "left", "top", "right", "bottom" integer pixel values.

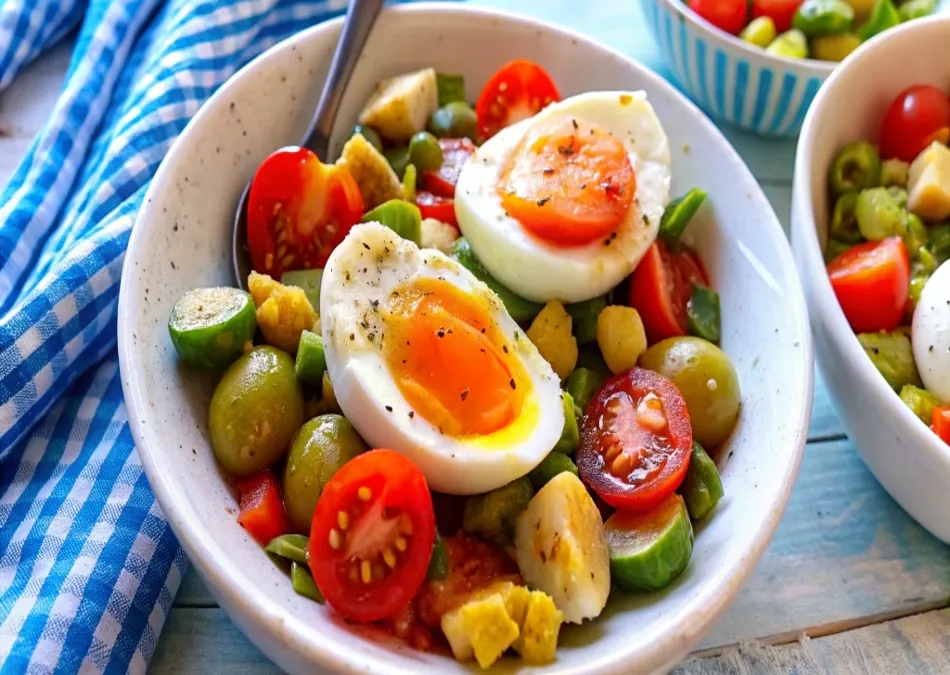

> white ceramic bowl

[
  {"left": 792, "top": 15, "right": 950, "bottom": 544},
  {"left": 118, "top": 4, "right": 813, "bottom": 673}
]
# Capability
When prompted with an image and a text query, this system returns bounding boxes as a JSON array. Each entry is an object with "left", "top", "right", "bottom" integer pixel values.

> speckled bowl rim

[{"left": 118, "top": 3, "right": 814, "bottom": 673}]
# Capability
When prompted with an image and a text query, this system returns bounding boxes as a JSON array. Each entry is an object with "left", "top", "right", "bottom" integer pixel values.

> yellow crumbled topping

[
  {"left": 336, "top": 134, "right": 401, "bottom": 209},
  {"left": 247, "top": 271, "right": 317, "bottom": 354}
]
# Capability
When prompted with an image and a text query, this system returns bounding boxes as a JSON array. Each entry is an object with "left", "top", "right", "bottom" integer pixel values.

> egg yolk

[
  {"left": 384, "top": 278, "right": 527, "bottom": 437},
  {"left": 499, "top": 116, "right": 635, "bottom": 247}
]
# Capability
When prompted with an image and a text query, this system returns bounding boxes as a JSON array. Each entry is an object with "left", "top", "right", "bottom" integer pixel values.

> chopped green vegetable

[
  {"left": 903, "top": 213, "right": 928, "bottom": 259},
  {"left": 352, "top": 124, "right": 382, "bottom": 152},
  {"left": 659, "top": 188, "right": 707, "bottom": 240},
  {"left": 679, "top": 442, "right": 724, "bottom": 521},
  {"left": 793, "top": 0, "right": 854, "bottom": 36},
  {"left": 280, "top": 269, "right": 323, "bottom": 310},
  {"left": 828, "top": 141, "right": 882, "bottom": 196},
  {"left": 294, "top": 330, "right": 327, "bottom": 387},
  {"left": 436, "top": 73, "right": 466, "bottom": 107},
  {"left": 291, "top": 562, "right": 324, "bottom": 603},
  {"left": 857, "top": 331, "right": 921, "bottom": 391},
  {"left": 554, "top": 392, "right": 580, "bottom": 455},
  {"left": 857, "top": 0, "right": 900, "bottom": 39},
  {"left": 881, "top": 158, "right": 909, "bottom": 187},
  {"left": 265, "top": 534, "right": 309, "bottom": 565},
  {"left": 426, "top": 531, "right": 449, "bottom": 580},
  {"left": 401, "top": 163, "right": 417, "bottom": 202},
  {"left": 825, "top": 238, "right": 853, "bottom": 262},
  {"left": 899, "top": 0, "right": 936, "bottom": 21},
  {"left": 899, "top": 384, "right": 942, "bottom": 423},
  {"left": 686, "top": 284, "right": 721, "bottom": 344},
  {"left": 428, "top": 101, "right": 479, "bottom": 141},
  {"left": 566, "top": 367, "right": 607, "bottom": 412},
  {"left": 605, "top": 493, "right": 693, "bottom": 592},
  {"left": 909, "top": 272, "right": 930, "bottom": 306},
  {"left": 462, "top": 477, "right": 535, "bottom": 546},
  {"left": 765, "top": 29, "right": 809, "bottom": 59},
  {"left": 362, "top": 199, "right": 422, "bottom": 246},
  {"left": 566, "top": 295, "right": 608, "bottom": 345},
  {"left": 576, "top": 345, "right": 611, "bottom": 376},
  {"left": 408, "top": 131, "right": 443, "bottom": 172},
  {"left": 740, "top": 16, "right": 777, "bottom": 46},
  {"left": 829, "top": 193, "right": 862, "bottom": 244},
  {"left": 927, "top": 224, "right": 950, "bottom": 265},
  {"left": 384, "top": 146, "right": 410, "bottom": 179},
  {"left": 529, "top": 452, "right": 578, "bottom": 490},
  {"left": 168, "top": 287, "right": 257, "bottom": 370},
  {"left": 451, "top": 238, "right": 542, "bottom": 322},
  {"left": 887, "top": 185, "right": 908, "bottom": 209},
  {"left": 855, "top": 187, "right": 904, "bottom": 240}
]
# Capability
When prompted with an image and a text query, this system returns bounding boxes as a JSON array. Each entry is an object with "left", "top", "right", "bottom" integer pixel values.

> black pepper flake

[
  {"left": 362, "top": 243, "right": 370, "bottom": 250},
  {"left": 367, "top": 332, "right": 376, "bottom": 342},
  {"left": 480, "top": 348, "right": 486, "bottom": 353},
  {"left": 408, "top": 411, "right": 415, "bottom": 419},
  {"left": 371, "top": 299, "right": 379, "bottom": 308},
  {"left": 610, "top": 232, "right": 617, "bottom": 240},
  {"left": 557, "top": 139, "right": 575, "bottom": 156},
  {"left": 461, "top": 389, "right": 469, "bottom": 401},
  {"left": 385, "top": 405, "right": 393, "bottom": 412},
  {"left": 604, "top": 238, "right": 611, "bottom": 246},
  {"left": 580, "top": 183, "right": 587, "bottom": 190},
  {"left": 571, "top": 118, "right": 578, "bottom": 130},
  {"left": 345, "top": 272, "right": 351, "bottom": 281},
  {"left": 542, "top": 167, "right": 554, "bottom": 175},
  {"left": 503, "top": 345, "right": 509, "bottom": 353},
  {"left": 642, "top": 214, "right": 649, "bottom": 225},
  {"left": 540, "top": 551, "right": 547, "bottom": 563},
  {"left": 509, "top": 379, "right": 516, "bottom": 390},
  {"left": 536, "top": 197, "right": 550, "bottom": 207},
  {"left": 871, "top": 346, "right": 880, "bottom": 355},
  {"left": 349, "top": 333, "right": 355, "bottom": 341}
]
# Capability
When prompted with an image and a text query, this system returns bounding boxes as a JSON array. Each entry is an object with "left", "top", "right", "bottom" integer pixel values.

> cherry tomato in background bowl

[{"left": 688, "top": 0, "right": 748, "bottom": 35}]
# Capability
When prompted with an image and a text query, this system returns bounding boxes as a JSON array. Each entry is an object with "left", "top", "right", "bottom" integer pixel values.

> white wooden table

[{"left": 2, "top": 2, "right": 949, "bottom": 672}]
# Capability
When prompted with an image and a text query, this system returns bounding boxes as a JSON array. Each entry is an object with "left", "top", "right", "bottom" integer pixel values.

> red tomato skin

[
  {"left": 577, "top": 368, "right": 693, "bottom": 511},
  {"left": 880, "top": 85, "right": 950, "bottom": 162},
  {"left": 751, "top": 0, "right": 801, "bottom": 33},
  {"left": 827, "top": 237, "right": 909, "bottom": 334},
  {"left": 236, "top": 471, "right": 288, "bottom": 546},
  {"left": 308, "top": 449, "right": 436, "bottom": 623},
  {"left": 421, "top": 138, "right": 476, "bottom": 198},
  {"left": 629, "top": 241, "right": 710, "bottom": 344},
  {"left": 475, "top": 60, "right": 561, "bottom": 141},
  {"left": 416, "top": 191, "right": 458, "bottom": 227},
  {"left": 932, "top": 406, "right": 950, "bottom": 444},
  {"left": 689, "top": 0, "right": 749, "bottom": 34}
]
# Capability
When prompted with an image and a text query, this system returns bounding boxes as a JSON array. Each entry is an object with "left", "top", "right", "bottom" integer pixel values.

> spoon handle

[{"left": 303, "top": 0, "right": 385, "bottom": 158}]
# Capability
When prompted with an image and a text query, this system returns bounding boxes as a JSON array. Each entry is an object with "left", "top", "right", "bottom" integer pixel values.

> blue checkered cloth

[{"left": 0, "top": 0, "right": 416, "bottom": 671}]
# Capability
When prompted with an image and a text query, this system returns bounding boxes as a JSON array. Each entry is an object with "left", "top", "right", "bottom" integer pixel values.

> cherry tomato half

[
  {"left": 247, "top": 146, "right": 364, "bottom": 278},
  {"left": 577, "top": 368, "right": 693, "bottom": 511},
  {"left": 309, "top": 449, "right": 436, "bottom": 623},
  {"left": 827, "top": 236, "right": 909, "bottom": 334},
  {"left": 236, "top": 470, "right": 288, "bottom": 546},
  {"left": 932, "top": 406, "right": 950, "bottom": 444},
  {"left": 879, "top": 85, "right": 950, "bottom": 162},
  {"left": 689, "top": 0, "right": 749, "bottom": 35},
  {"left": 421, "top": 138, "right": 476, "bottom": 198},
  {"left": 629, "top": 240, "right": 710, "bottom": 344},
  {"left": 416, "top": 191, "right": 457, "bottom": 227},
  {"left": 751, "top": 0, "right": 801, "bottom": 33},
  {"left": 475, "top": 60, "right": 560, "bottom": 141}
]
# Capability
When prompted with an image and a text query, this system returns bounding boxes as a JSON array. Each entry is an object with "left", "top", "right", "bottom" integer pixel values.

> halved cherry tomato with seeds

[
  {"left": 236, "top": 470, "right": 288, "bottom": 545},
  {"left": 247, "top": 146, "right": 363, "bottom": 278},
  {"left": 629, "top": 240, "right": 710, "bottom": 343},
  {"left": 309, "top": 449, "right": 436, "bottom": 623},
  {"left": 827, "top": 236, "right": 908, "bottom": 333},
  {"left": 421, "top": 138, "right": 476, "bottom": 198},
  {"left": 577, "top": 368, "right": 693, "bottom": 511},
  {"left": 475, "top": 60, "right": 560, "bottom": 141},
  {"left": 416, "top": 191, "right": 457, "bottom": 227}
]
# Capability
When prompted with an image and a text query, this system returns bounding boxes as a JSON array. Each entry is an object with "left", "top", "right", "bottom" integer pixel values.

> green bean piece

[
  {"left": 294, "top": 330, "right": 327, "bottom": 387},
  {"left": 436, "top": 73, "right": 466, "bottom": 107},
  {"left": 909, "top": 272, "right": 930, "bottom": 306},
  {"left": 291, "top": 562, "right": 324, "bottom": 603},
  {"left": 902, "top": 213, "right": 928, "bottom": 259},
  {"left": 899, "top": 384, "right": 942, "bottom": 423},
  {"left": 679, "top": 442, "right": 724, "bottom": 522},
  {"left": 554, "top": 392, "right": 580, "bottom": 455},
  {"left": 793, "top": 0, "right": 854, "bottom": 37},
  {"left": 352, "top": 125, "right": 383, "bottom": 153},
  {"left": 362, "top": 199, "right": 422, "bottom": 246},
  {"left": 828, "top": 141, "right": 882, "bottom": 195},
  {"left": 829, "top": 193, "right": 863, "bottom": 244},
  {"left": 887, "top": 186, "right": 908, "bottom": 209},
  {"left": 566, "top": 367, "right": 607, "bottom": 412},
  {"left": 265, "top": 534, "right": 309, "bottom": 565},
  {"left": 408, "top": 131, "right": 443, "bottom": 172},
  {"left": 899, "top": 0, "right": 936, "bottom": 21},
  {"left": 566, "top": 295, "right": 608, "bottom": 345},
  {"left": 881, "top": 158, "right": 910, "bottom": 187},
  {"left": 660, "top": 188, "right": 707, "bottom": 240},
  {"left": 280, "top": 269, "right": 323, "bottom": 310},
  {"left": 766, "top": 29, "right": 809, "bottom": 58},
  {"left": 916, "top": 247, "right": 938, "bottom": 275},
  {"left": 401, "top": 163, "right": 417, "bottom": 203},
  {"left": 928, "top": 224, "right": 950, "bottom": 265},
  {"left": 740, "top": 16, "right": 777, "bottom": 46},
  {"left": 825, "top": 238, "right": 853, "bottom": 262},
  {"left": 428, "top": 101, "right": 479, "bottom": 142},
  {"left": 857, "top": 0, "right": 900, "bottom": 39},
  {"left": 857, "top": 331, "right": 921, "bottom": 391},
  {"left": 384, "top": 146, "right": 410, "bottom": 179},
  {"left": 686, "top": 284, "right": 721, "bottom": 344},
  {"left": 855, "top": 187, "right": 904, "bottom": 240},
  {"left": 529, "top": 452, "right": 579, "bottom": 490},
  {"left": 426, "top": 531, "right": 449, "bottom": 580}
]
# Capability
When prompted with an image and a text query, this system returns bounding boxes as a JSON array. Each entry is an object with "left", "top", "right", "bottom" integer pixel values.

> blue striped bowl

[{"left": 642, "top": 0, "right": 835, "bottom": 137}]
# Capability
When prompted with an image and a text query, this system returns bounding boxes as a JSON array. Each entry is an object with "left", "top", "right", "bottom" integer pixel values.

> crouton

[
  {"left": 336, "top": 133, "right": 401, "bottom": 208},
  {"left": 358, "top": 68, "right": 438, "bottom": 142}
]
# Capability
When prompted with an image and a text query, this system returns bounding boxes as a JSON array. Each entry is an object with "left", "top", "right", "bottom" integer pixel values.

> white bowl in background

[
  {"left": 792, "top": 15, "right": 950, "bottom": 544},
  {"left": 118, "top": 4, "right": 813, "bottom": 673}
]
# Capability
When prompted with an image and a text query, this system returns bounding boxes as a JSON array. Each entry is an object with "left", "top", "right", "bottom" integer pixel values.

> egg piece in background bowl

[
  {"left": 455, "top": 90, "right": 671, "bottom": 304},
  {"left": 319, "top": 221, "right": 564, "bottom": 495},
  {"left": 913, "top": 259, "right": 950, "bottom": 402}
]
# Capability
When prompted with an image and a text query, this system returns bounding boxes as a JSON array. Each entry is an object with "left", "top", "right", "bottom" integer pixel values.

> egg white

[
  {"left": 454, "top": 91, "right": 671, "bottom": 304},
  {"left": 913, "top": 260, "right": 950, "bottom": 403},
  {"left": 319, "top": 222, "right": 565, "bottom": 495}
]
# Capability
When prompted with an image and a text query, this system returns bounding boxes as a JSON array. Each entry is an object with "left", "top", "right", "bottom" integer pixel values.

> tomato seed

[
  {"left": 264, "top": 253, "right": 274, "bottom": 270},
  {"left": 358, "top": 486, "right": 372, "bottom": 501},
  {"left": 329, "top": 528, "right": 342, "bottom": 550},
  {"left": 281, "top": 254, "right": 294, "bottom": 268},
  {"left": 399, "top": 515, "right": 413, "bottom": 536},
  {"left": 382, "top": 548, "right": 396, "bottom": 569},
  {"left": 276, "top": 244, "right": 287, "bottom": 259},
  {"left": 337, "top": 511, "right": 349, "bottom": 530},
  {"left": 360, "top": 560, "right": 372, "bottom": 584},
  {"left": 394, "top": 536, "right": 408, "bottom": 552},
  {"left": 611, "top": 452, "right": 633, "bottom": 477},
  {"left": 498, "top": 82, "right": 508, "bottom": 92},
  {"left": 603, "top": 443, "right": 621, "bottom": 463}
]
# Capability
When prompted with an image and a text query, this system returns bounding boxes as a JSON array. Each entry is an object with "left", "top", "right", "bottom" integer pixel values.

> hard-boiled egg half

[
  {"left": 913, "top": 259, "right": 950, "bottom": 401},
  {"left": 320, "top": 222, "right": 565, "bottom": 495},
  {"left": 455, "top": 91, "right": 671, "bottom": 303}
]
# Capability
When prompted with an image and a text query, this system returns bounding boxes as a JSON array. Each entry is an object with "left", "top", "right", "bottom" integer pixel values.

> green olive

[
  {"left": 639, "top": 337, "right": 741, "bottom": 448},
  {"left": 283, "top": 414, "right": 368, "bottom": 533},
  {"left": 427, "top": 101, "right": 479, "bottom": 141},
  {"left": 828, "top": 140, "right": 881, "bottom": 196},
  {"left": 408, "top": 131, "right": 443, "bottom": 172},
  {"left": 209, "top": 346, "right": 304, "bottom": 476}
]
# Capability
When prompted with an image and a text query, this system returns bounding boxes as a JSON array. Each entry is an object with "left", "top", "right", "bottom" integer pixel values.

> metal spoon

[{"left": 232, "top": 0, "right": 385, "bottom": 287}]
